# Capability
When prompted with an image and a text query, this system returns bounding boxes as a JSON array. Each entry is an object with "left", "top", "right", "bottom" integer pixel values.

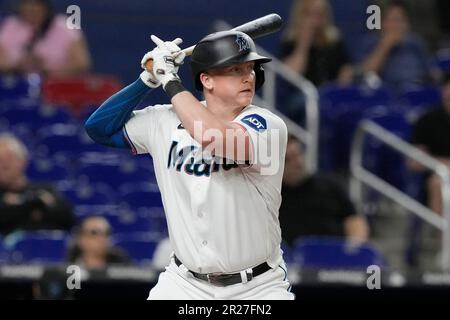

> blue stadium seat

[
  {"left": 61, "top": 182, "right": 115, "bottom": 207},
  {"left": 119, "top": 182, "right": 163, "bottom": 209},
  {"left": 397, "top": 86, "right": 441, "bottom": 125},
  {"left": 106, "top": 212, "right": 154, "bottom": 233},
  {"left": 0, "top": 103, "right": 42, "bottom": 130},
  {"left": 136, "top": 207, "right": 167, "bottom": 234},
  {"left": 293, "top": 237, "right": 384, "bottom": 269},
  {"left": 72, "top": 204, "right": 158, "bottom": 233},
  {"left": 436, "top": 48, "right": 450, "bottom": 73},
  {"left": 71, "top": 203, "right": 113, "bottom": 218},
  {"left": 76, "top": 152, "right": 153, "bottom": 187},
  {"left": 319, "top": 84, "right": 392, "bottom": 171},
  {"left": 398, "top": 85, "right": 440, "bottom": 108},
  {"left": 363, "top": 108, "right": 411, "bottom": 190},
  {"left": 281, "top": 241, "right": 294, "bottom": 264},
  {"left": 8, "top": 231, "right": 69, "bottom": 264},
  {"left": 113, "top": 232, "right": 163, "bottom": 265},
  {"left": 27, "top": 158, "right": 71, "bottom": 182},
  {"left": 38, "top": 105, "right": 73, "bottom": 126},
  {"left": 320, "top": 84, "right": 391, "bottom": 115},
  {"left": 36, "top": 124, "right": 84, "bottom": 157},
  {"left": 0, "top": 74, "right": 40, "bottom": 101},
  {"left": 0, "top": 236, "right": 8, "bottom": 263},
  {"left": 77, "top": 162, "right": 123, "bottom": 186}
]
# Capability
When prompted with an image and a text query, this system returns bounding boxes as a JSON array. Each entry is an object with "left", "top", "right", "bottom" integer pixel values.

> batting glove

[
  {"left": 140, "top": 48, "right": 162, "bottom": 88},
  {"left": 150, "top": 35, "right": 186, "bottom": 88},
  {"left": 140, "top": 70, "right": 160, "bottom": 88}
]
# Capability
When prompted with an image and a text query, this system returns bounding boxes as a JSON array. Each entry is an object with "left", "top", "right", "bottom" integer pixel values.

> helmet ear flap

[{"left": 254, "top": 63, "right": 265, "bottom": 91}]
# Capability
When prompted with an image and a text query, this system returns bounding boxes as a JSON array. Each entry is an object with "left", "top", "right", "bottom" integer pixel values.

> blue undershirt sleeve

[{"left": 84, "top": 78, "right": 151, "bottom": 149}]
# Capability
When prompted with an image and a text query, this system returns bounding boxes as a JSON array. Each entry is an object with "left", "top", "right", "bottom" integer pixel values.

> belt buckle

[
  {"left": 206, "top": 270, "right": 254, "bottom": 286},
  {"left": 206, "top": 273, "right": 233, "bottom": 287}
]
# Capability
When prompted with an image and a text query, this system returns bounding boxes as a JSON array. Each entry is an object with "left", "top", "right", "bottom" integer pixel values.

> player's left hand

[{"left": 150, "top": 35, "right": 186, "bottom": 88}]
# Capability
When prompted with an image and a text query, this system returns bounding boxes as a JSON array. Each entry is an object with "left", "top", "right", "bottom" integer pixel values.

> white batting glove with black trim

[
  {"left": 150, "top": 35, "right": 186, "bottom": 88},
  {"left": 139, "top": 70, "right": 160, "bottom": 88},
  {"left": 140, "top": 48, "right": 162, "bottom": 88}
]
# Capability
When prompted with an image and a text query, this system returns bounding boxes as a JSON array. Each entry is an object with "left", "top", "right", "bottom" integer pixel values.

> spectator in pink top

[{"left": 0, "top": 0, "right": 91, "bottom": 76}]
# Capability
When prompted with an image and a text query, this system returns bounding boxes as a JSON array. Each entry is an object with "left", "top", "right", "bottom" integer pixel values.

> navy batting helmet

[{"left": 190, "top": 30, "right": 271, "bottom": 91}]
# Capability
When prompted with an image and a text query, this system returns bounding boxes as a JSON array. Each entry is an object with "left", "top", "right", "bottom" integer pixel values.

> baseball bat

[{"left": 145, "top": 13, "right": 282, "bottom": 71}]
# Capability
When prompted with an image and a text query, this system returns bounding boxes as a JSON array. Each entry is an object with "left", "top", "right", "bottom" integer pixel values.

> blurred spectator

[
  {"left": 32, "top": 268, "right": 74, "bottom": 300},
  {"left": 280, "top": 0, "right": 353, "bottom": 86},
  {"left": 357, "top": 0, "right": 433, "bottom": 91},
  {"left": 0, "top": 0, "right": 91, "bottom": 76},
  {"left": 0, "top": 133, "right": 74, "bottom": 235},
  {"left": 409, "top": 76, "right": 450, "bottom": 216},
  {"left": 436, "top": 0, "right": 450, "bottom": 47},
  {"left": 279, "top": 135, "right": 369, "bottom": 246},
  {"left": 67, "top": 216, "right": 129, "bottom": 270}
]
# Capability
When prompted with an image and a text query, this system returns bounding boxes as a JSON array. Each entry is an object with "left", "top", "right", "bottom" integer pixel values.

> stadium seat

[
  {"left": 105, "top": 211, "right": 155, "bottom": 233},
  {"left": 362, "top": 109, "right": 411, "bottom": 190},
  {"left": 398, "top": 85, "right": 440, "bottom": 108},
  {"left": 138, "top": 206, "right": 168, "bottom": 234},
  {"left": 281, "top": 241, "right": 294, "bottom": 264},
  {"left": 36, "top": 124, "right": 84, "bottom": 157},
  {"left": 119, "top": 182, "right": 163, "bottom": 209},
  {"left": 27, "top": 158, "right": 71, "bottom": 182},
  {"left": 42, "top": 75, "right": 122, "bottom": 117},
  {"left": 38, "top": 105, "right": 73, "bottom": 126},
  {"left": 72, "top": 204, "right": 160, "bottom": 234},
  {"left": 8, "top": 231, "right": 69, "bottom": 264},
  {"left": 0, "top": 74, "right": 41, "bottom": 101},
  {"left": 0, "top": 236, "right": 8, "bottom": 263},
  {"left": 320, "top": 84, "right": 391, "bottom": 115},
  {"left": 319, "top": 84, "right": 392, "bottom": 171},
  {"left": 76, "top": 152, "right": 153, "bottom": 187},
  {"left": 113, "top": 232, "right": 163, "bottom": 265},
  {"left": 0, "top": 103, "right": 42, "bottom": 129},
  {"left": 61, "top": 182, "right": 115, "bottom": 207},
  {"left": 436, "top": 48, "right": 450, "bottom": 73},
  {"left": 77, "top": 162, "right": 124, "bottom": 186},
  {"left": 293, "top": 237, "right": 385, "bottom": 269},
  {"left": 396, "top": 86, "right": 441, "bottom": 124}
]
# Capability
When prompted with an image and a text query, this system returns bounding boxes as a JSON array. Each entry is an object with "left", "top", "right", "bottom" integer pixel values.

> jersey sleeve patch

[{"left": 240, "top": 114, "right": 267, "bottom": 132}]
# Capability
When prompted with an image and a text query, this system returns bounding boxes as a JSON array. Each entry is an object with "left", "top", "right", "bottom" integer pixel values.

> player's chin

[{"left": 237, "top": 92, "right": 254, "bottom": 106}]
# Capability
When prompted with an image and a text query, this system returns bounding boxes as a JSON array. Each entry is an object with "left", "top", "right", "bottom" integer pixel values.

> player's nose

[{"left": 242, "top": 69, "right": 255, "bottom": 83}]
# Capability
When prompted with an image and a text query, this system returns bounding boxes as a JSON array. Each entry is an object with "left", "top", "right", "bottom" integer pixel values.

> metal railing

[
  {"left": 213, "top": 21, "right": 319, "bottom": 173},
  {"left": 350, "top": 120, "right": 450, "bottom": 270}
]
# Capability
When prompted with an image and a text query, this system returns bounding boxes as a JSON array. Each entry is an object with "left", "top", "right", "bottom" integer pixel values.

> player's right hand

[
  {"left": 139, "top": 69, "right": 160, "bottom": 88},
  {"left": 149, "top": 35, "right": 186, "bottom": 87},
  {"left": 150, "top": 35, "right": 186, "bottom": 69},
  {"left": 140, "top": 47, "right": 163, "bottom": 88}
]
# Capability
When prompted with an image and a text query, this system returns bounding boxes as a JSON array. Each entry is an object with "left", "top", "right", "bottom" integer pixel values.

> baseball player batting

[{"left": 85, "top": 29, "right": 294, "bottom": 300}]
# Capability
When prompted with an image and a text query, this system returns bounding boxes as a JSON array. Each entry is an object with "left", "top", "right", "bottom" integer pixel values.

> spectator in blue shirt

[{"left": 357, "top": 0, "right": 433, "bottom": 92}]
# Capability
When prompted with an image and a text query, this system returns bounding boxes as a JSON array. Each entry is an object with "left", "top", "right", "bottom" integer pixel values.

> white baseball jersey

[{"left": 124, "top": 102, "right": 287, "bottom": 274}]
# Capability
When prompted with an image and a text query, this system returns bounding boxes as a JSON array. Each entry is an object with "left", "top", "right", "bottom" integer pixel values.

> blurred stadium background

[{"left": 1, "top": 0, "right": 450, "bottom": 299}]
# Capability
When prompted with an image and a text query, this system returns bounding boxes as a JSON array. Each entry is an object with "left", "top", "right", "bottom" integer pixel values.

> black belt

[{"left": 174, "top": 255, "right": 271, "bottom": 287}]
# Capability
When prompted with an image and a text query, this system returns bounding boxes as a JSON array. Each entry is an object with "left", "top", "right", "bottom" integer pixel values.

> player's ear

[{"left": 200, "top": 72, "right": 213, "bottom": 90}]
